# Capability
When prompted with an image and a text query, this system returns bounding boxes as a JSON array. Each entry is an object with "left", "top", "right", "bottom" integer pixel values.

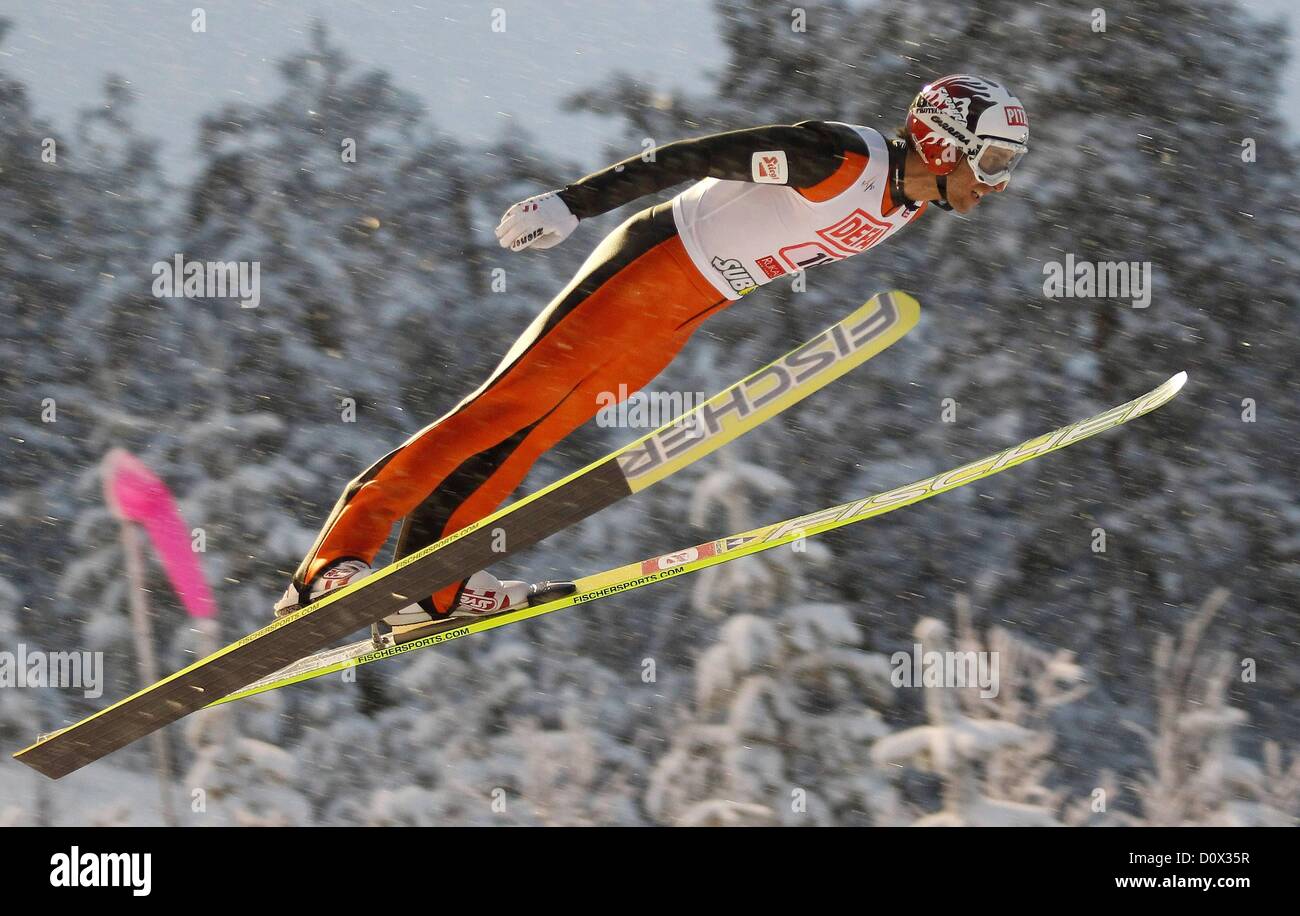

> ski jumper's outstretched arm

[
  {"left": 560, "top": 122, "right": 863, "bottom": 216},
  {"left": 496, "top": 121, "right": 867, "bottom": 250}
]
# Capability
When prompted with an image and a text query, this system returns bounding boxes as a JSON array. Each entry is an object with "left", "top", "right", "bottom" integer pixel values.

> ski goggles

[{"left": 968, "top": 137, "right": 1027, "bottom": 186}]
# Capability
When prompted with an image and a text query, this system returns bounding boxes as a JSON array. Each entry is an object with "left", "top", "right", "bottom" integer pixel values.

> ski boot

[
  {"left": 380, "top": 569, "right": 577, "bottom": 644},
  {"left": 273, "top": 559, "right": 576, "bottom": 643},
  {"left": 272, "top": 558, "right": 378, "bottom": 618}
]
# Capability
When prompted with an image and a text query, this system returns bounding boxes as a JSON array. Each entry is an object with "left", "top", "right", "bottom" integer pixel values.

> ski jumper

[{"left": 293, "top": 122, "right": 927, "bottom": 612}]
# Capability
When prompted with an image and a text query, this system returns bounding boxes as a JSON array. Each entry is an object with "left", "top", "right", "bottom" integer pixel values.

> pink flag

[{"left": 102, "top": 449, "right": 217, "bottom": 619}]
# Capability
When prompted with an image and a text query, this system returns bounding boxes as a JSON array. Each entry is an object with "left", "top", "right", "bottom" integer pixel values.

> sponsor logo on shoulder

[{"left": 751, "top": 150, "right": 788, "bottom": 183}]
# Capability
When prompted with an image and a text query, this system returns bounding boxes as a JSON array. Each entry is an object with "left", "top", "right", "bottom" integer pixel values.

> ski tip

[
  {"left": 1169, "top": 371, "right": 1189, "bottom": 392},
  {"left": 877, "top": 289, "right": 921, "bottom": 329}
]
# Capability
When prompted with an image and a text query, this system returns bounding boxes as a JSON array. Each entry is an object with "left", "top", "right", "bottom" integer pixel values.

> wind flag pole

[{"left": 102, "top": 449, "right": 218, "bottom": 826}]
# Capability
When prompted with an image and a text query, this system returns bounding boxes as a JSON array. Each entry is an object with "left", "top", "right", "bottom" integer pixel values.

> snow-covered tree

[
  {"left": 648, "top": 605, "right": 899, "bottom": 826},
  {"left": 1117, "top": 589, "right": 1300, "bottom": 826},
  {"left": 873, "top": 613, "right": 1079, "bottom": 826}
]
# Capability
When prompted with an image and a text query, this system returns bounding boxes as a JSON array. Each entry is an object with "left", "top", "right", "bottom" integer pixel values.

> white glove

[{"left": 495, "top": 191, "right": 579, "bottom": 251}]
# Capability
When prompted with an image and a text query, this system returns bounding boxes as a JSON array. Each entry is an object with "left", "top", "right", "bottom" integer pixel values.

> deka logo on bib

[{"left": 49, "top": 847, "right": 152, "bottom": 896}]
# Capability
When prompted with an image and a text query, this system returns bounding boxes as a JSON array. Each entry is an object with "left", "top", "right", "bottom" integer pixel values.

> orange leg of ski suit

[{"left": 292, "top": 202, "right": 729, "bottom": 612}]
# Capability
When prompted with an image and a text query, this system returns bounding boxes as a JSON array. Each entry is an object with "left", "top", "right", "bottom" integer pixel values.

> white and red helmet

[{"left": 906, "top": 74, "right": 1029, "bottom": 186}]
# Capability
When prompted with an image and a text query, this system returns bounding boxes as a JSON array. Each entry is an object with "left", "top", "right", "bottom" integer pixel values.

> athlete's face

[{"left": 946, "top": 158, "right": 1010, "bottom": 214}]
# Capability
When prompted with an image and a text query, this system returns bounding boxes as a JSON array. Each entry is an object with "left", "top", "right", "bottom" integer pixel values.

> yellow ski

[
  {"left": 214, "top": 372, "right": 1188, "bottom": 707},
  {"left": 14, "top": 291, "right": 919, "bottom": 779}
]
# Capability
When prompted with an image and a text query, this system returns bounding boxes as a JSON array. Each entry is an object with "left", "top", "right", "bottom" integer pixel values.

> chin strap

[
  {"left": 934, "top": 175, "right": 953, "bottom": 212},
  {"left": 888, "top": 139, "right": 922, "bottom": 212},
  {"left": 891, "top": 138, "right": 954, "bottom": 212}
]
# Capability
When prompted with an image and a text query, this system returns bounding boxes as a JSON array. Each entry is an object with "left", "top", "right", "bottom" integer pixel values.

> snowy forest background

[{"left": 1, "top": 0, "right": 1297, "bottom": 826}]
